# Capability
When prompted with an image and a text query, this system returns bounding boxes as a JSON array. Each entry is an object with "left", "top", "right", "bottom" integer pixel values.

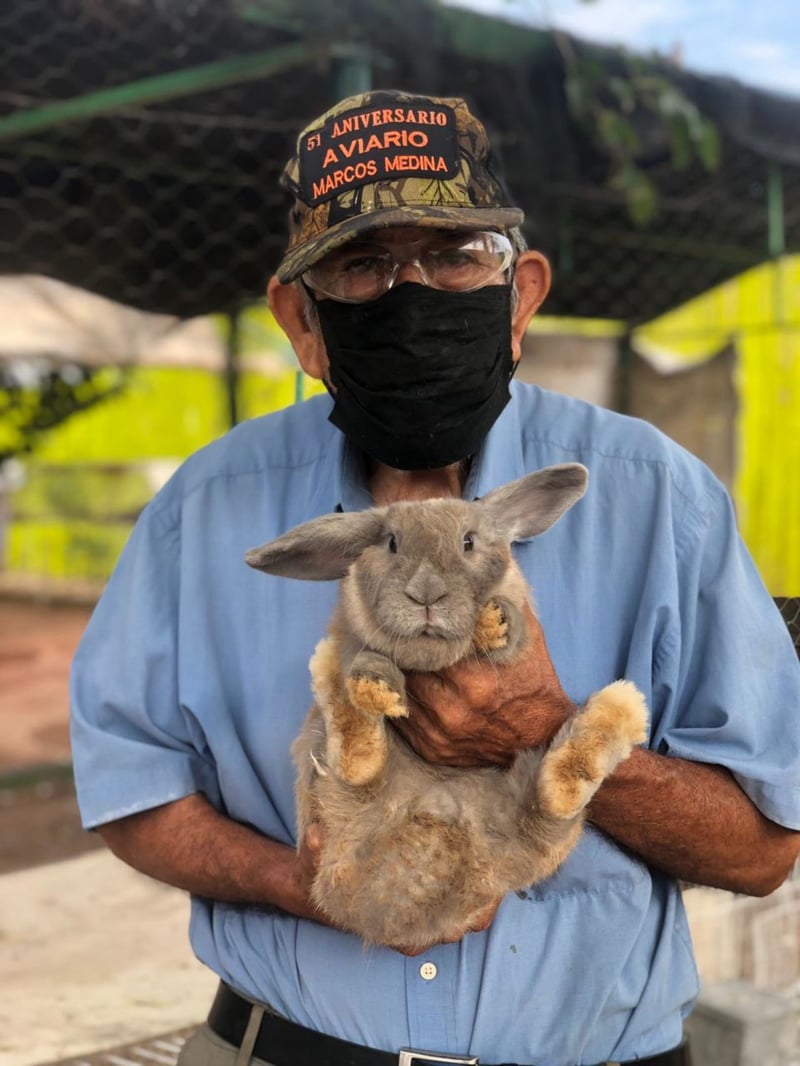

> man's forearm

[
  {"left": 98, "top": 792, "right": 321, "bottom": 920},
  {"left": 588, "top": 748, "right": 800, "bottom": 896}
]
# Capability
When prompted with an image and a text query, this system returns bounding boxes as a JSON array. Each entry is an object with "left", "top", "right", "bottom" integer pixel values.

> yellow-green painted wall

[
  {"left": 2, "top": 305, "right": 325, "bottom": 583},
  {"left": 634, "top": 256, "right": 800, "bottom": 594}
]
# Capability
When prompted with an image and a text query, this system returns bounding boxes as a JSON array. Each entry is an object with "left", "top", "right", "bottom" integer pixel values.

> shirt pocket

[{"left": 518, "top": 824, "right": 649, "bottom": 901}]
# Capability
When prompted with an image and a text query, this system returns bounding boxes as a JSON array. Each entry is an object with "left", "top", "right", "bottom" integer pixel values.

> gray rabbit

[{"left": 246, "top": 464, "right": 647, "bottom": 952}]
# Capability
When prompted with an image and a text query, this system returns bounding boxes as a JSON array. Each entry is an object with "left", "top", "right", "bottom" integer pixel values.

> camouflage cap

[{"left": 276, "top": 89, "right": 524, "bottom": 283}]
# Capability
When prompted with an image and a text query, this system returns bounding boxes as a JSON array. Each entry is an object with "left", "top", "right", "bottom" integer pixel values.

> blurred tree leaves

[
  {"left": 556, "top": 31, "right": 720, "bottom": 226},
  {"left": 0, "top": 362, "right": 128, "bottom": 463}
]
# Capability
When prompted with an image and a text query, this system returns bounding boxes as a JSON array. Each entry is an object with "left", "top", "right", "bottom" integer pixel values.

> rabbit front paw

[
  {"left": 346, "top": 652, "right": 408, "bottom": 718},
  {"left": 473, "top": 601, "right": 509, "bottom": 652},
  {"left": 473, "top": 599, "right": 525, "bottom": 660}
]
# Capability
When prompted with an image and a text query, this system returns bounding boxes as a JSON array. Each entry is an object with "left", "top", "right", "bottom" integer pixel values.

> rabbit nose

[{"left": 404, "top": 564, "right": 448, "bottom": 607}]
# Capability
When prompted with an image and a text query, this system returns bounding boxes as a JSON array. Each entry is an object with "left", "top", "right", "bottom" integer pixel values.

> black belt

[{"left": 208, "top": 982, "right": 690, "bottom": 1066}]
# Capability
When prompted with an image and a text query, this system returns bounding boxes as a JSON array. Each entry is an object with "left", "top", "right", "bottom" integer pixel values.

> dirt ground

[
  {"left": 0, "top": 597, "right": 217, "bottom": 1065},
  {"left": 0, "top": 596, "right": 102, "bottom": 873}
]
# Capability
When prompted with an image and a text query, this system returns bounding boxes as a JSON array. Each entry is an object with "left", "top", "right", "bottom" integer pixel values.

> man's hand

[
  {"left": 397, "top": 602, "right": 575, "bottom": 768},
  {"left": 289, "top": 822, "right": 330, "bottom": 923},
  {"left": 393, "top": 899, "right": 502, "bottom": 956}
]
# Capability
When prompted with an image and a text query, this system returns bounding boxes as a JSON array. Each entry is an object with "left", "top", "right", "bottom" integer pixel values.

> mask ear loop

[
  {"left": 299, "top": 276, "right": 325, "bottom": 326},
  {"left": 296, "top": 279, "right": 336, "bottom": 398},
  {"left": 301, "top": 277, "right": 320, "bottom": 303}
]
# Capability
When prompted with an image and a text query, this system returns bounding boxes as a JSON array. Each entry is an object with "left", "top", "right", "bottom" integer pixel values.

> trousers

[{"left": 178, "top": 1021, "right": 273, "bottom": 1066}]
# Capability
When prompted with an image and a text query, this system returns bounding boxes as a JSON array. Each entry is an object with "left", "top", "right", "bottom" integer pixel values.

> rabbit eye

[
  {"left": 388, "top": 533, "right": 398, "bottom": 554},
  {"left": 463, "top": 532, "right": 475, "bottom": 552}
]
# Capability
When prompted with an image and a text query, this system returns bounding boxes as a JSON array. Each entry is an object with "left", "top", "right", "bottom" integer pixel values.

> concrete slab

[
  {"left": 0, "top": 849, "right": 216, "bottom": 1066},
  {"left": 36, "top": 1027, "right": 196, "bottom": 1066},
  {"left": 36, "top": 1028, "right": 195, "bottom": 1066}
]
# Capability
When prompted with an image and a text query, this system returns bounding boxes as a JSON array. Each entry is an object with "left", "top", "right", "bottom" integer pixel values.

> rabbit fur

[{"left": 246, "top": 464, "right": 648, "bottom": 952}]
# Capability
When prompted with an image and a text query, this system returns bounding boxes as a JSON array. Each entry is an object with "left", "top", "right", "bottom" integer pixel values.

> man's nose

[{"left": 394, "top": 259, "right": 426, "bottom": 285}]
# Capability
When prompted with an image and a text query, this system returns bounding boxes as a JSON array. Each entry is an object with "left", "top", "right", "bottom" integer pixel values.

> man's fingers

[
  {"left": 296, "top": 822, "right": 324, "bottom": 887},
  {"left": 405, "top": 670, "right": 448, "bottom": 703},
  {"left": 395, "top": 898, "right": 502, "bottom": 954},
  {"left": 305, "top": 822, "right": 323, "bottom": 853},
  {"left": 468, "top": 899, "right": 500, "bottom": 932},
  {"left": 396, "top": 943, "right": 426, "bottom": 957}
]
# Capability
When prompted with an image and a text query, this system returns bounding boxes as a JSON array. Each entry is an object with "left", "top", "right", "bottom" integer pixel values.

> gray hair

[
  {"left": 508, "top": 226, "right": 527, "bottom": 316},
  {"left": 300, "top": 281, "right": 320, "bottom": 332},
  {"left": 509, "top": 225, "right": 528, "bottom": 259}
]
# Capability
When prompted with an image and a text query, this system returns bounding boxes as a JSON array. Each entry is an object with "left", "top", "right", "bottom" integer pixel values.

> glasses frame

[{"left": 303, "top": 230, "right": 515, "bottom": 304}]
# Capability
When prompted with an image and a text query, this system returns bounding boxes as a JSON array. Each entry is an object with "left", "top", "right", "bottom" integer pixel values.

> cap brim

[{"left": 276, "top": 205, "right": 525, "bottom": 284}]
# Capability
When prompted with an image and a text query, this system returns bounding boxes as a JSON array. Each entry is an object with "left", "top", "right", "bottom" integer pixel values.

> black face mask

[{"left": 313, "top": 282, "right": 515, "bottom": 471}]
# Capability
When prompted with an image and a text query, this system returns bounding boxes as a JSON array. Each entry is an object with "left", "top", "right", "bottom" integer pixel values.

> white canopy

[{"left": 0, "top": 273, "right": 291, "bottom": 375}]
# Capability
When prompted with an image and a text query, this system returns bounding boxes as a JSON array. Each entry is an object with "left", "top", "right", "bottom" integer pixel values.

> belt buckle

[{"left": 399, "top": 1051, "right": 479, "bottom": 1066}]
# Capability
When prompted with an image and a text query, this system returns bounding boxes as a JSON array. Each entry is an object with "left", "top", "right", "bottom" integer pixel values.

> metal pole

[
  {"left": 767, "top": 162, "right": 786, "bottom": 325},
  {"left": 558, "top": 204, "right": 574, "bottom": 277},
  {"left": 767, "top": 163, "right": 786, "bottom": 259},
  {"left": 0, "top": 42, "right": 314, "bottom": 143},
  {"left": 225, "top": 309, "right": 240, "bottom": 428},
  {"left": 616, "top": 331, "right": 633, "bottom": 415},
  {"left": 331, "top": 45, "right": 373, "bottom": 99}
]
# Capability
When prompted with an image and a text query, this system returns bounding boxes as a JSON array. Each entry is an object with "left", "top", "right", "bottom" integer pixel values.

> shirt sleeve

[
  {"left": 649, "top": 479, "right": 800, "bottom": 830},
  {"left": 70, "top": 502, "right": 219, "bottom": 829}
]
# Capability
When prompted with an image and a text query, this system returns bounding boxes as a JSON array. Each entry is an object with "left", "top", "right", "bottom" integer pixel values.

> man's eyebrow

[
  {"left": 355, "top": 232, "right": 472, "bottom": 248},
  {"left": 336, "top": 239, "right": 390, "bottom": 250}
]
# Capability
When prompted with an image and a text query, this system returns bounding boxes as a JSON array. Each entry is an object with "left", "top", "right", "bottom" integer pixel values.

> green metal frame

[
  {"left": 0, "top": 41, "right": 315, "bottom": 143},
  {"left": 767, "top": 163, "right": 786, "bottom": 324}
]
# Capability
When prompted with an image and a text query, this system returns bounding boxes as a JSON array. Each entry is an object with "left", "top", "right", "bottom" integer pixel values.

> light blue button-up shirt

[{"left": 71, "top": 382, "right": 800, "bottom": 1066}]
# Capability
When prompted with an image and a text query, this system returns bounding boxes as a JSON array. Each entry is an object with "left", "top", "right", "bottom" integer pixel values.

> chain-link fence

[
  {"left": 775, "top": 597, "right": 800, "bottom": 656},
  {"left": 0, "top": 0, "right": 798, "bottom": 593},
  {"left": 3, "top": 1, "right": 799, "bottom": 319}
]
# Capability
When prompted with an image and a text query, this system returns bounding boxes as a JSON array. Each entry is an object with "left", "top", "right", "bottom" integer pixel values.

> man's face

[
  {"left": 267, "top": 229, "right": 551, "bottom": 383},
  {"left": 298, "top": 225, "right": 517, "bottom": 384}
]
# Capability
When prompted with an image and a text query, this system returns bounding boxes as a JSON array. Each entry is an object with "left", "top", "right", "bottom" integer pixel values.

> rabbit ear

[
  {"left": 245, "top": 510, "right": 386, "bottom": 581},
  {"left": 479, "top": 464, "right": 589, "bottom": 540}
]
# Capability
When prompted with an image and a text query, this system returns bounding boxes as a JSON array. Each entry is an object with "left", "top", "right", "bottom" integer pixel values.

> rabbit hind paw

[
  {"left": 328, "top": 701, "right": 389, "bottom": 786},
  {"left": 538, "top": 680, "right": 648, "bottom": 819}
]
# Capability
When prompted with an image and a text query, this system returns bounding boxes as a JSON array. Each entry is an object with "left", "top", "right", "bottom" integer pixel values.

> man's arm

[
  {"left": 400, "top": 605, "right": 800, "bottom": 898},
  {"left": 97, "top": 792, "right": 322, "bottom": 920},
  {"left": 587, "top": 749, "right": 800, "bottom": 896}
]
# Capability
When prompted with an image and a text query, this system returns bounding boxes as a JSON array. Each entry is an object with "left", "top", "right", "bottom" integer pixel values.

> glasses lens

[
  {"left": 422, "top": 232, "right": 513, "bottom": 292},
  {"left": 305, "top": 231, "right": 513, "bottom": 303},
  {"left": 305, "top": 245, "right": 394, "bottom": 303}
]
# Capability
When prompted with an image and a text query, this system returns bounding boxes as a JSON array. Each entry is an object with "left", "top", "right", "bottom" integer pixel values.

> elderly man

[{"left": 71, "top": 91, "right": 800, "bottom": 1066}]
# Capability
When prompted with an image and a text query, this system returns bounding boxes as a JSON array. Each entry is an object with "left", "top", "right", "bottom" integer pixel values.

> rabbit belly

[
  {"left": 298, "top": 732, "right": 580, "bottom": 952},
  {"left": 292, "top": 675, "right": 647, "bottom": 952},
  {"left": 312, "top": 805, "right": 501, "bottom": 950}
]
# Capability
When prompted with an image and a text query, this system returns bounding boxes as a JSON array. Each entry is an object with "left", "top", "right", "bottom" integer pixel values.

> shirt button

[{"left": 419, "top": 962, "right": 438, "bottom": 981}]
